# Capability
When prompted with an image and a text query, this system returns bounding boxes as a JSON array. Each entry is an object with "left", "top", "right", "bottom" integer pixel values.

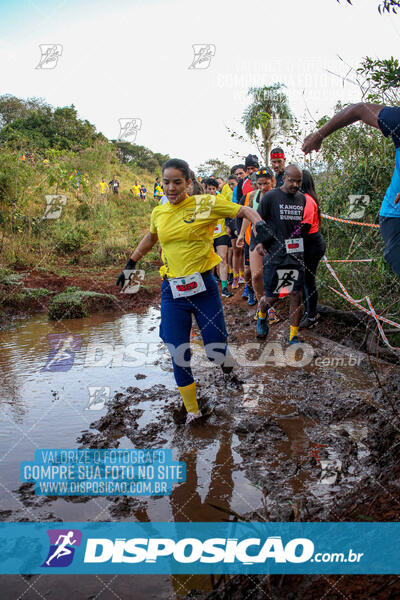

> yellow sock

[
  {"left": 233, "top": 272, "right": 239, "bottom": 278},
  {"left": 228, "top": 267, "right": 233, "bottom": 274},
  {"left": 239, "top": 270, "right": 244, "bottom": 277},
  {"left": 289, "top": 326, "right": 299, "bottom": 341},
  {"left": 258, "top": 310, "right": 267, "bottom": 319},
  {"left": 178, "top": 382, "right": 199, "bottom": 414}
]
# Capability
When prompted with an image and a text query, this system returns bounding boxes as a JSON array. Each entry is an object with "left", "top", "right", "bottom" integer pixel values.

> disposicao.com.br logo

[
  {"left": 84, "top": 535, "right": 315, "bottom": 564},
  {"left": 1, "top": 522, "right": 390, "bottom": 575},
  {"left": 42, "top": 529, "right": 82, "bottom": 567}
]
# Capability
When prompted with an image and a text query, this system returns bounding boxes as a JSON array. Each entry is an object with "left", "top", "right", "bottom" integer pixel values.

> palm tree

[{"left": 242, "top": 83, "right": 293, "bottom": 165}]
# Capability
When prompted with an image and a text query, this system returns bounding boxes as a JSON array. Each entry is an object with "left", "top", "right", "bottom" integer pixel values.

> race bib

[
  {"left": 285, "top": 238, "right": 304, "bottom": 254},
  {"left": 169, "top": 272, "right": 206, "bottom": 299},
  {"left": 214, "top": 223, "right": 222, "bottom": 235}
]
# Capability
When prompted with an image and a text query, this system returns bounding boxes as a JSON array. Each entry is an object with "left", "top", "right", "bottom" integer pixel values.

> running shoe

[
  {"left": 288, "top": 335, "right": 300, "bottom": 345},
  {"left": 232, "top": 277, "right": 239, "bottom": 290},
  {"left": 268, "top": 307, "right": 280, "bottom": 325},
  {"left": 238, "top": 275, "right": 245, "bottom": 285},
  {"left": 221, "top": 288, "right": 233, "bottom": 298},
  {"left": 256, "top": 317, "right": 269, "bottom": 339},
  {"left": 185, "top": 411, "right": 202, "bottom": 426},
  {"left": 241, "top": 285, "right": 249, "bottom": 299},
  {"left": 299, "top": 314, "right": 318, "bottom": 329},
  {"left": 247, "top": 289, "right": 257, "bottom": 306}
]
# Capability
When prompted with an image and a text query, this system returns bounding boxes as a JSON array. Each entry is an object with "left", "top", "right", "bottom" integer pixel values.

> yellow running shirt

[
  {"left": 132, "top": 184, "right": 141, "bottom": 196},
  {"left": 220, "top": 183, "right": 233, "bottom": 202},
  {"left": 150, "top": 194, "right": 240, "bottom": 278},
  {"left": 213, "top": 218, "right": 227, "bottom": 239},
  {"left": 98, "top": 181, "right": 108, "bottom": 194}
]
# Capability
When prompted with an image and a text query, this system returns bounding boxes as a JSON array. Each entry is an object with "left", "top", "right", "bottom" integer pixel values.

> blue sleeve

[
  {"left": 378, "top": 106, "right": 400, "bottom": 148},
  {"left": 232, "top": 187, "right": 238, "bottom": 204}
]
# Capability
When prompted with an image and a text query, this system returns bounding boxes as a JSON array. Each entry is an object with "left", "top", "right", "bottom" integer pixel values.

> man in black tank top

[{"left": 253, "top": 164, "right": 306, "bottom": 344}]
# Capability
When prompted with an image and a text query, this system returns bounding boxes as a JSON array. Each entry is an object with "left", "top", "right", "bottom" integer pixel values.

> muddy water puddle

[{"left": 0, "top": 307, "right": 391, "bottom": 598}]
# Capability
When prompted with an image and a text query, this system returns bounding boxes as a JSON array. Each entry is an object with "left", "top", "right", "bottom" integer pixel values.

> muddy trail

[{"left": 2, "top": 291, "right": 400, "bottom": 599}]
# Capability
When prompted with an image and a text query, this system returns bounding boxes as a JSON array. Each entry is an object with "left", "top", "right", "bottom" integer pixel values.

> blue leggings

[{"left": 160, "top": 272, "right": 229, "bottom": 387}]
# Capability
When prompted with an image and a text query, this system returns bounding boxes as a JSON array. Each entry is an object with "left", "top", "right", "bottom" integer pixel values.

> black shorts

[
  {"left": 226, "top": 217, "right": 238, "bottom": 240},
  {"left": 380, "top": 216, "right": 400, "bottom": 277},
  {"left": 244, "top": 241, "right": 250, "bottom": 266},
  {"left": 263, "top": 262, "right": 304, "bottom": 298},
  {"left": 213, "top": 235, "right": 231, "bottom": 249}
]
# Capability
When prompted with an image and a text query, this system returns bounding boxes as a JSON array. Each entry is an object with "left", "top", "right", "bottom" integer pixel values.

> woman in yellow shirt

[{"left": 116, "top": 159, "right": 268, "bottom": 425}]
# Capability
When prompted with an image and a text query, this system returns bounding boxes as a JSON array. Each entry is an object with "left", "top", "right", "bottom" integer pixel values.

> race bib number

[
  {"left": 285, "top": 238, "right": 304, "bottom": 254},
  {"left": 214, "top": 223, "right": 222, "bottom": 235},
  {"left": 169, "top": 272, "right": 206, "bottom": 299}
]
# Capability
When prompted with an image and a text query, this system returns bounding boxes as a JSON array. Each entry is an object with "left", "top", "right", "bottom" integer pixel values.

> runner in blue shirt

[{"left": 302, "top": 103, "right": 400, "bottom": 277}]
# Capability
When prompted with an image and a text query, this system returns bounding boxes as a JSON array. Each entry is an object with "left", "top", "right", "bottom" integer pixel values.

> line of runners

[{"left": 116, "top": 102, "right": 400, "bottom": 425}]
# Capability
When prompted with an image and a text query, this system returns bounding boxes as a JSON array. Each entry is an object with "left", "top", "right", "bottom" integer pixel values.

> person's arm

[
  {"left": 130, "top": 231, "right": 158, "bottom": 262},
  {"left": 116, "top": 231, "right": 158, "bottom": 287},
  {"left": 236, "top": 204, "right": 262, "bottom": 226},
  {"left": 236, "top": 217, "right": 250, "bottom": 247},
  {"left": 302, "top": 102, "right": 385, "bottom": 154}
]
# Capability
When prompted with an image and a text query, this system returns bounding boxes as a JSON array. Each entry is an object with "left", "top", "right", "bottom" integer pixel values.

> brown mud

[
  {"left": 0, "top": 266, "right": 161, "bottom": 326},
  {"left": 4, "top": 286, "right": 400, "bottom": 599}
]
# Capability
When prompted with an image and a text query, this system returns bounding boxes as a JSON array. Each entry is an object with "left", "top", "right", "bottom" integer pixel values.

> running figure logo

[
  {"left": 41, "top": 334, "right": 82, "bottom": 372},
  {"left": 183, "top": 195, "right": 216, "bottom": 223},
  {"left": 42, "top": 529, "right": 82, "bottom": 567},
  {"left": 274, "top": 269, "right": 299, "bottom": 295},
  {"left": 35, "top": 44, "right": 63, "bottom": 69},
  {"left": 86, "top": 386, "right": 110, "bottom": 410},
  {"left": 43, "top": 195, "right": 67, "bottom": 220},
  {"left": 347, "top": 194, "right": 370, "bottom": 219},
  {"left": 188, "top": 44, "right": 216, "bottom": 69},
  {"left": 120, "top": 269, "right": 145, "bottom": 294},
  {"left": 117, "top": 118, "right": 142, "bottom": 142}
]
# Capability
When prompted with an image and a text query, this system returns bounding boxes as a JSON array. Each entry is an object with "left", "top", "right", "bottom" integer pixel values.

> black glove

[
  {"left": 254, "top": 220, "right": 274, "bottom": 249},
  {"left": 116, "top": 258, "right": 136, "bottom": 288}
]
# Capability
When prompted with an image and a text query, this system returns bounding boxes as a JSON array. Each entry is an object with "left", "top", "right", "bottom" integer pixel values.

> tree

[
  {"left": 357, "top": 57, "right": 400, "bottom": 105},
  {"left": 0, "top": 103, "right": 105, "bottom": 151},
  {"left": 197, "top": 158, "right": 230, "bottom": 179},
  {"left": 241, "top": 83, "right": 293, "bottom": 165},
  {"left": 0, "top": 95, "right": 49, "bottom": 129},
  {"left": 113, "top": 141, "right": 169, "bottom": 172},
  {"left": 338, "top": 0, "right": 400, "bottom": 14}
]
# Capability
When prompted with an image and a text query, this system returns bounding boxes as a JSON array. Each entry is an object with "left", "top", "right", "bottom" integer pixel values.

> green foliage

[
  {"left": 54, "top": 223, "right": 89, "bottom": 254},
  {"left": 48, "top": 288, "right": 116, "bottom": 320},
  {"left": 197, "top": 158, "right": 230, "bottom": 178},
  {"left": 357, "top": 57, "right": 400, "bottom": 104},
  {"left": 313, "top": 101, "right": 400, "bottom": 317},
  {"left": 0, "top": 95, "right": 50, "bottom": 129},
  {"left": 114, "top": 141, "right": 169, "bottom": 172},
  {"left": 241, "top": 83, "right": 293, "bottom": 164},
  {"left": 0, "top": 97, "right": 105, "bottom": 151}
]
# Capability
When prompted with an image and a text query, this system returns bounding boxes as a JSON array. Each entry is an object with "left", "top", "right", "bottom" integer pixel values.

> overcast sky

[{"left": 0, "top": 0, "right": 399, "bottom": 170}]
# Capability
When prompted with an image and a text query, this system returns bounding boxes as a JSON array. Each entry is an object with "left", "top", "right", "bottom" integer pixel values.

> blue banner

[
  {"left": 20, "top": 449, "right": 185, "bottom": 496},
  {"left": 0, "top": 522, "right": 399, "bottom": 574}
]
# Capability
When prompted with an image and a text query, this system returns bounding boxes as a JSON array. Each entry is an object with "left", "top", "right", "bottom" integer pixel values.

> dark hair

[
  {"left": 231, "top": 164, "right": 245, "bottom": 175},
  {"left": 189, "top": 169, "right": 204, "bottom": 195},
  {"left": 228, "top": 174, "right": 238, "bottom": 182},
  {"left": 162, "top": 158, "right": 191, "bottom": 180},
  {"left": 255, "top": 167, "right": 274, "bottom": 180},
  {"left": 301, "top": 170, "right": 321, "bottom": 222},
  {"left": 203, "top": 177, "right": 219, "bottom": 189},
  {"left": 270, "top": 147, "right": 285, "bottom": 156}
]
